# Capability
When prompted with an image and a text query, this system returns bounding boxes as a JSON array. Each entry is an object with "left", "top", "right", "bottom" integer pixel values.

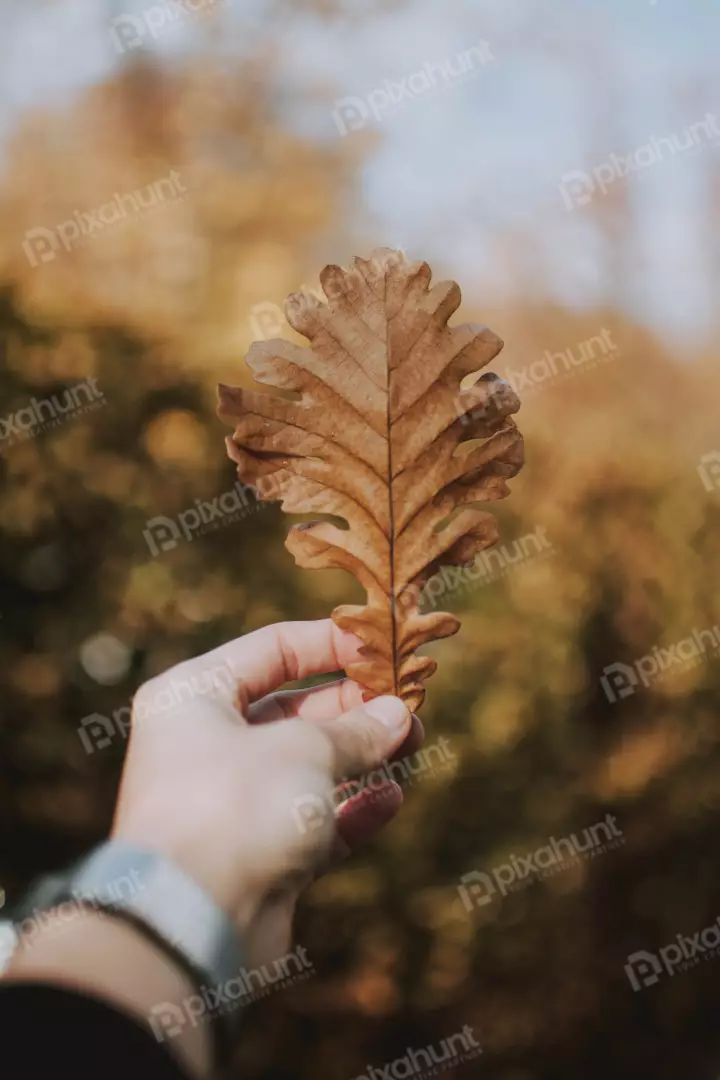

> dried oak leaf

[{"left": 218, "top": 248, "right": 524, "bottom": 712}]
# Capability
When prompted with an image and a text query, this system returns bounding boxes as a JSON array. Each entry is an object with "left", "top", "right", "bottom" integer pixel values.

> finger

[
  {"left": 249, "top": 685, "right": 423, "bottom": 743},
  {"left": 332, "top": 781, "right": 404, "bottom": 860},
  {"left": 389, "top": 712, "right": 425, "bottom": 765},
  {"left": 247, "top": 678, "right": 364, "bottom": 724},
  {"left": 249, "top": 687, "right": 423, "bottom": 765},
  {"left": 197, "top": 620, "right": 366, "bottom": 708},
  {"left": 316, "top": 696, "right": 412, "bottom": 782}
]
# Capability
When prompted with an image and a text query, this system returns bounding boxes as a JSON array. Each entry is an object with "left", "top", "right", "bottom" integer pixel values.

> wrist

[
  {"left": 8, "top": 838, "right": 254, "bottom": 1075},
  {"left": 110, "top": 819, "right": 264, "bottom": 937},
  {"left": 6, "top": 907, "right": 213, "bottom": 1080}
]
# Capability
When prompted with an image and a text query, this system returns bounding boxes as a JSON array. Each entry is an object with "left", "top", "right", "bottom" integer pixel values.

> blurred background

[{"left": 1, "top": 0, "right": 720, "bottom": 1077}]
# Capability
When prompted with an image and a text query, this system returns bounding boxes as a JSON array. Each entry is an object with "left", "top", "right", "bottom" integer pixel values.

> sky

[{"left": 0, "top": 0, "right": 718, "bottom": 347}]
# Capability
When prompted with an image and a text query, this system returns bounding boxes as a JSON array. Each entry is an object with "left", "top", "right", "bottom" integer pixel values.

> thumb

[{"left": 317, "top": 695, "right": 411, "bottom": 782}]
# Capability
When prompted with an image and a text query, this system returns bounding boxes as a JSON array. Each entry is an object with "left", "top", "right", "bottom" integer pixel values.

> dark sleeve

[{"left": 0, "top": 982, "right": 193, "bottom": 1080}]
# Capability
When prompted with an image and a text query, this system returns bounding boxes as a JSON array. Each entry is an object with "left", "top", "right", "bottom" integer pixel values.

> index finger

[{"left": 198, "top": 619, "right": 366, "bottom": 706}]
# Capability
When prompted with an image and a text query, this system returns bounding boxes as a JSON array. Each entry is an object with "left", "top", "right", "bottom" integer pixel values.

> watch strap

[{"left": 10, "top": 841, "right": 245, "bottom": 1066}]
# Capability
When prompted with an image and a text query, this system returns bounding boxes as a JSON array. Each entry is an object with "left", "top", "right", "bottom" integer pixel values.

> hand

[{"left": 112, "top": 619, "right": 421, "bottom": 965}]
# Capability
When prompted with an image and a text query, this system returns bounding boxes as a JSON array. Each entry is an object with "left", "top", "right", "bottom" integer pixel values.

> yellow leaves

[
  {"left": 308, "top": 865, "right": 382, "bottom": 907},
  {"left": 5, "top": 335, "right": 96, "bottom": 383},
  {"left": 592, "top": 724, "right": 687, "bottom": 799},
  {"left": 143, "top": 409, "right": 208, "bottom": 467},
  {"left": 471, "top": 687, "right": 527, "bottom": 754},
  {"left": 82, "top": 455, "right": 136, "bottom": 500},
  {"left": 10, "top": 654, "right": 62, "bottom": 698},
  {"left": 0, "top": 473, "right": 56, "bottom": 537},
  {"left": 1, "top": 60, "right": 350, "bottom": 362},
  {"left": 235, "top": 241, "right": 294, "bottom": 297}
]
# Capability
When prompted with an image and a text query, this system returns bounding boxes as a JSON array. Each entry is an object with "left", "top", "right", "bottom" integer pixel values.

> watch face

[{"left": 0, "top": 922, "right": 19, "bottom": 975}]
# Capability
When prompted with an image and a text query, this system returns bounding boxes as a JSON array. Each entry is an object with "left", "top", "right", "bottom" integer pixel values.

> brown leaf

[{"left": 218, "top": 248, "right": 524, "bottom": 711}]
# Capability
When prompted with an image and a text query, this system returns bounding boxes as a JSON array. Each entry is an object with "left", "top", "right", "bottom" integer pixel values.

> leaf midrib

[{"left": 384, "top": 278, "right": 398, "bottom": 697}]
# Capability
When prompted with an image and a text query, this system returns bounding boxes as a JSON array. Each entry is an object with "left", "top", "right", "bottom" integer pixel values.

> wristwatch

[{"left": 7, "top": 841, "right": 246, "bottom": 1067}]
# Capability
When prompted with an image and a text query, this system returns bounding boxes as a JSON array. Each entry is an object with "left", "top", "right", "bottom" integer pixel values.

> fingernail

[{"left": 365, "top": 695, "right": 409, "bottom": 731}]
